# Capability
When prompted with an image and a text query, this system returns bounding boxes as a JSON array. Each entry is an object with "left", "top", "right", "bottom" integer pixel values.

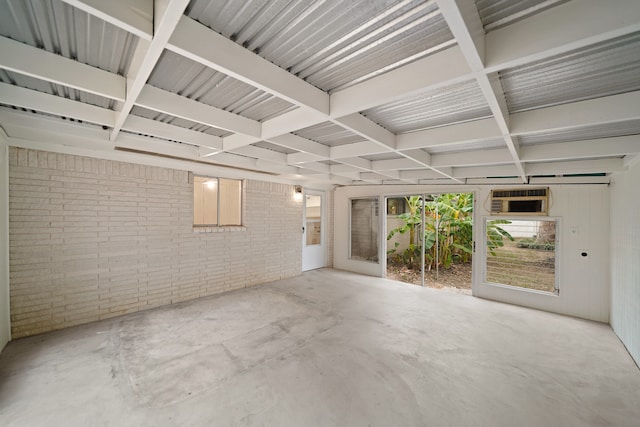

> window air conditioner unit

[{"left": 490, "top": 188, "right": 549, "bottom": 215}]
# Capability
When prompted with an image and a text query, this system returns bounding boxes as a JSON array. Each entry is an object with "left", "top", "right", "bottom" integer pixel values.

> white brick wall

[{"left": 8, "top": 148, "right": 302, "bottom": 338}]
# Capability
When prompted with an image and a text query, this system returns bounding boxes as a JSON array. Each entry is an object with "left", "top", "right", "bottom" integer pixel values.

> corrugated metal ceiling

[
  {"left": 0, "top": 68, "right": 116, "bottom": 110},
  {"left": 500, "top": 32, "right": 640, "bottom": 114},
  {"left": 130, "top": 106, "right": 231, "bottom": 138},
  {"left": 0, "top": 0, "right": 138, "bottom": 76},
  {"left": 363, "top": 79, "right": 492, "bottom": 134},
  {"left": 186, "top": 0, "right": 453, "bottom": 92},
  {"left": 518, "top": 119, "right": 640, "bottom": 146},
  {"left": 293, "top": 121, "right": 367, "bottom": 147},
  {"left": 148, "top": 50, "right": 296, "bottom": 122},
  {"left": 476, "top": 0, "right": 569, "bottom": 32}
]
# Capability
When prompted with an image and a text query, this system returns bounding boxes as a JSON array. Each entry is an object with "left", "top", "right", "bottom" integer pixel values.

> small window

[
  {"left": 485, "top": 219, "right": 558, "bottom": 294},
  {"left": 193, "top": 176, "right": 242, "bottom": 226},
  {"left": 386, "top": 197, "right": 409, "bottom": 215}
]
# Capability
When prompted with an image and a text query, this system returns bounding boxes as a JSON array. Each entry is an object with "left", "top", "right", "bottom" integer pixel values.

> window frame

[
  {"left": 348, "top": 197, "right": 381, "bottom": 264},
  {"left": 193, "top": 175, "right": 243, "bottom": 227},
  {"left": 483, "top": 216, "right": 560, "bottom": 295}
]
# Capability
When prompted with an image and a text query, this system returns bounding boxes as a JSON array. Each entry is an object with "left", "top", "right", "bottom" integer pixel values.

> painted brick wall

[{"left": 8, "top": 148, "right": 302, "bottom": 338}]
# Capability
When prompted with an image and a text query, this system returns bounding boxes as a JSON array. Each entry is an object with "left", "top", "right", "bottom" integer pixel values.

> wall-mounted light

[
  {"left": 204, "top": 180, "right": 217, "bottom": 189},
  {"left": 294, "top": 185, "right": 303, "bottom": 201}
]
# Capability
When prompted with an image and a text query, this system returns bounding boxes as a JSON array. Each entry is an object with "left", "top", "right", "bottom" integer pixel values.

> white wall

[
  {"left": 476, "top": 185, "right": 610, "bottom": 323},
  {"left": 610, "top": 160, "right": 640, "bottom": 366},
  {"left": 0, "top": 133, "right": 10, "bottom": 351},
  {"left": 334, "top": 184, "right": 610, "bottom": 322}
]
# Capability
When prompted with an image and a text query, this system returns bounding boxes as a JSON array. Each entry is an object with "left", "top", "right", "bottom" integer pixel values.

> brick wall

[{"left": 8, "top": 148, "right": 302, "bottom": 338}]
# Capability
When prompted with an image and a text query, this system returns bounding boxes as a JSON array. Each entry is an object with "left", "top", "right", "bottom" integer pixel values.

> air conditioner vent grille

[{"left": 492, "top": 188, "right": 547, "bottom": 198}]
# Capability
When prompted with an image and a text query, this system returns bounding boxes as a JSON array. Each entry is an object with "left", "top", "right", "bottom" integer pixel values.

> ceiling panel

[
  {"left": 476, "top": 0, "right": 569, "bottom": 32},
  {"left": 500, "top": 32, "right": 640, "bottom": 114},
  {"left": 148, "top": 50, "right": 296, "bottom": 122},
  {"left": 518, "top": 119, "right": 640, "bottom": 146},
  {"left": 186, "top": 0, "right": 453, "bottom": 92},
  {"left": 294, "top": 121, "right": 367, "bottom": 147},
  {"left": 0, "top": 68, "right": 116, "bottom": 110},
  {"left": 130, "top": 106, "right": 231, "bottom": 138},
  {"left": 363, "top": 79, "right": 492, "bottom": 133},
  {"left": 0, "top": 0, "right": 138, "bottom": 76}
]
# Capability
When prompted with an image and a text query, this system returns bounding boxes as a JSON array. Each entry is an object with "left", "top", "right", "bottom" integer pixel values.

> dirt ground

[{"left": 386, "top": 262, "right": 472, "bottom": 295}]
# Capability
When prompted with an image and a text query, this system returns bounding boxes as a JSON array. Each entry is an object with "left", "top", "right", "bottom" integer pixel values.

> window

[
  {"left": 193, "top": 176, "right": 242, "bottom": 226},
  {"left": 485, "top": 219, "right": 558, "bottom": 294},
  {"left": 386, "top": 197, "right": 409, "bottom": 215},
  {"left": 350, "top": 198, "right": 380, "bottom": 263}
]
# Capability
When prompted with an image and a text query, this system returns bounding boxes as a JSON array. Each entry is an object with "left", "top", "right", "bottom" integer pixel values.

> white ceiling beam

[
  {"left": 400, "top": 169, "right": 450, "bottom": 180},
  {"left": 361, "top": 171, "right": 401, "bottom": 181},
  {"left": 295, "top": 162, "right": 331, "bottom": 174},
  {"left": 452, "top": 164, "right": 520, "bottom": 179},
  {"left": 521, "top": 136, "right": 640, "bottom": 162},
  {"left": 511, "top": 91, "right": 640, "bottom": 136},
  {"left": 337, "top": 157, "right": 372, "bottom": 171},
  {"left": 59, "top": 0, "right": 153, "bottom": 40},
  {"left": 115, "top": 132, "right": 199, "bottom": 159},
  {"left": 330, "top": 163, "right": 363, "bottom": 174},
  {"left": 525, "top": 158, "right": 625, "bottom": 175},
  {"left": 262, "top": 109, "right": 326, "bottom": 140},
  {"left": 221, "top": 134, "right": 261, "bottom": 152},
  {"left": 436, "top": 0, "right": 526, "bottom": 183},
  {"left": 231, "top": 145, "right": 288, "bottom": 165},
  {"left": 397, "top": 149, "right": 462, "bottom": 182},
  {"left": 255, "top": 159, "right": 299, "bottom": 175},
  {"left": 485, "top": 0, "right": 640, "bottom": 71},
  {"left": 0, "top": 107, "right": 112, "bottom": 147},
  {"left": 122, "top": 115, "right": 222, "bottom": 151},
  {"left": 330, "top": 45, "right": 472, "bottom": 117},
  {"left": 287, "top": 152, "right": 327, "bottom": 165},
  {"left": 432, "top": 147, "right": 513, "bottom": 167},
  {"left": 268, "top": 134, "right": 330, "bottom": 158},
  {"left": 168, "top": 16, "right": 329, "bottom": 114},
  {"left": 332, "top": 113, "right": 396, "bottom": 150},
  {"left": 207, "top": 152, "right": 259, "bottom": 170},
  {"left": 330, "top": 141, "right": 390, "bottom": 159},
  {"left": 136, "top": 85, "right": 261, "bottom": 137},
  {"left": 0, "top": 36, "right": 125, "bottom": 101},
  {"left": 372, "top": 158, "right": 422, "bottom": 171},
  {"left": 396, "top": 118, "right": 501, "bottom": 150},
  {"left": 111, "top": 0, "right": 191, "bottom": 141},
  {"left": 529, "top": 176, "right": 611, "bottom": 185},
  {"left": 0, "top": 83, "right": 116, "bottom": 126},
  {"left": 453, "top": 165, "right": 522, "bottom": 178}
]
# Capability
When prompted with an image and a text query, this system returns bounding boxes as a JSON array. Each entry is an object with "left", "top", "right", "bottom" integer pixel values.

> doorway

[
  {"left": 302, "top": 190, "right": 326, "bottom": 271},
  {"left": 385, "top": 193, "right": 474, "bottom": 294}
]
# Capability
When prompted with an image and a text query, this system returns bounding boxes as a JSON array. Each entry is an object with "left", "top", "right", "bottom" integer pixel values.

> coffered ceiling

[{"left": 1, "top": 0, "right": 639, "bottom": 186}]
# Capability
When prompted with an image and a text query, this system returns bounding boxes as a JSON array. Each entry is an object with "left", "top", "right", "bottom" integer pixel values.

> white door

[{"left": 302, "top": 190, "right": 326, "bottom": 271}]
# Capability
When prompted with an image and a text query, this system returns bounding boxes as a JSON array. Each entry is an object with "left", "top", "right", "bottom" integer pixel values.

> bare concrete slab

[{"left": 1, "top": 269, "right": 639, "bottom": 426}]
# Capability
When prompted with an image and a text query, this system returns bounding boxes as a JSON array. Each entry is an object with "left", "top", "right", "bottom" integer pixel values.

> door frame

[{"left": 302, "top": 189, "right": 327, "bottom": 271}]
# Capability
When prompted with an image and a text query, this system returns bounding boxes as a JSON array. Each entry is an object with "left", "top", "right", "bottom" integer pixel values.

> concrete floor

[{"left": 1, "top": 269, "right": 639, "bottom": 427}]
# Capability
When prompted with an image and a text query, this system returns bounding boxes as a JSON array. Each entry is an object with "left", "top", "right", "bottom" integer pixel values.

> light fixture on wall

[{"left": 294, "top": 185, "right": 303, "bottom": 201}]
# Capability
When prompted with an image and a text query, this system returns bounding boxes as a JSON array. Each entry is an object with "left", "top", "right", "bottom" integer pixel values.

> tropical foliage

[{"left": 387, "top": 193, "right": 512, "bottom": 270}]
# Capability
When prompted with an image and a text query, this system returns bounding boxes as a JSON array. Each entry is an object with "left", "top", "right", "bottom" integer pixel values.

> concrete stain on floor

[{"left": 1, "top": 269, "right": 639, "bottom": 427}]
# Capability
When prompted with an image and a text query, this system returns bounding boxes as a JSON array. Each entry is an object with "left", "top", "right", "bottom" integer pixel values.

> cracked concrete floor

[{"left": 1, "top": 269, "right": 639, "bottom": 426}]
